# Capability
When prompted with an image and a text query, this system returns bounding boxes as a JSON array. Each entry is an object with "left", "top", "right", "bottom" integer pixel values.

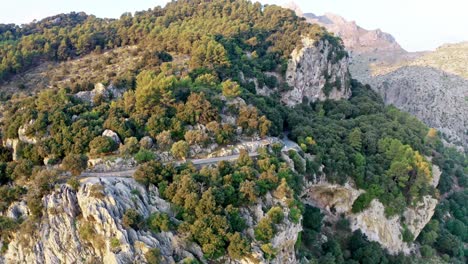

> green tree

[
  {"left": 119, "top": 137, "right": 139, "bottom": 156},
  {"left": 62, "top": 154, "right": 88, "bottom": 176},
  {"left": 171, "top": 140, "right": 189, "bottom": 160},
  {"left": 89, "top": 136, "right": 118, "bottom": 156},
  {"left": 227, "top": 232, "right": 251, "bottom": 260},
  {"left": 221, "top": 80, "right": 241, "bottom": 98},
  {"left": 348, "top": 128, "right": 362, "bottom": 151}
]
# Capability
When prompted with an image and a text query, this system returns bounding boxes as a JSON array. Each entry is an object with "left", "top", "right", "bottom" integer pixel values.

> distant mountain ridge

[
  {"left": 299, "top": 11, "right": 468, "bottom": 149},
  {"left": 304, "top": 13, "right": 405, "bottom": 54}
]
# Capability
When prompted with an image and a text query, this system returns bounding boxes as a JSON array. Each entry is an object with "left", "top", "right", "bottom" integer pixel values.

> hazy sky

[{"left": 1, "top": 0, "right": 467, "bottom": 52}]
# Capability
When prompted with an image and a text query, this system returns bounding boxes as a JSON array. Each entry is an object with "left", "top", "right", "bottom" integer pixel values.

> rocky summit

[{"left": 304, "top": 13, "right": 405, "bottom": 54}]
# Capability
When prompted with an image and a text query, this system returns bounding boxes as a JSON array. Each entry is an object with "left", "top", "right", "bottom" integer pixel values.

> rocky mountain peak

[{"left": 303, "top": 12, "right": 405, "bottom": 54}]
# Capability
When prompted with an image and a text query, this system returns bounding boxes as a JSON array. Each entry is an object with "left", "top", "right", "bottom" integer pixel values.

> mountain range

[{"left": 302, "top": 11, "right": 468, "bottom": 149}]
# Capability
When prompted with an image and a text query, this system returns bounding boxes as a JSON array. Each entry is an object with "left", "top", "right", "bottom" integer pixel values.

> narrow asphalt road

[{"left": 79, "top": 152, "right": 259, "bottom": 178}]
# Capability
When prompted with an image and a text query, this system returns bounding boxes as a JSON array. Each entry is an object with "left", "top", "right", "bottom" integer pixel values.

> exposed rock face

[
  {"left": 303, "top": 181, "right": 363, "bottom": 214},
  {"left": 282, "top": 37, "right": 351, "bottom": 106},
  {"left": 3, "top": 138, "right": 19, "bottom": 161},
  {"left": 348, "top": 199, "right": 411, "bottom": 254},
  {"left": 240, "top": 193, "right": 302, "bottom": 264},
  {"left": 18, "top": 119, "right": 38, "bottom": 145},
  {"left": 4, "top": 178, "right": 203, "bottom": 263},
  {"left": 302, "top": 168, "right": 440, "bottom": 254},
  {"left": 103, "top": 129, "right": 122, "bottom": 145},
  {"left": 74, "top": 83, "right": 124, "bottom": 104},
  {"left": 269, "top": 214, "right": 301, "bottom": 264},
  {"left": 4, "top": 177, "right": 301, "bottom": 264},
  {"left": 352, "top": 43, "right": 468, "bottom": 148},
  {"left": 348, "top": 195, "right": 437, "bottom": 254},
  {"left": 87, "top": 157, "right": 136, "bottom": 172},
  {"left": 207, "top": 137, "right": 278, "bottom": 158},
  {"left": 360, "top": 66, "right": 468, "bottom": 146},
  {"left": 304, "top": 13, "right": 405, "bottom": 54},
  {"left": 403, "top": 196, "right": 438, "bottom": 239}
]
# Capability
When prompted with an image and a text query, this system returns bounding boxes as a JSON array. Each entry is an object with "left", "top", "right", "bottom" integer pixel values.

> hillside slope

[{"left": 0, "top": 1, "right": 466, "bottom": 264}]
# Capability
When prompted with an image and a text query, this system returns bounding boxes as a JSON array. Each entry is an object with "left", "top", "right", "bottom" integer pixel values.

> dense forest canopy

[
  {"left": 0, "top": 0, "right": 328, "bottom": 83},
  {"left": 0, "top": 0, "right": 466, "bottom": 263}
]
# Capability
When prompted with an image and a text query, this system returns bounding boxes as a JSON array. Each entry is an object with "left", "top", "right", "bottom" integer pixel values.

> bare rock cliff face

[
  {"left": 3, "top": 177, "right": 301, "bottom": 264},
  {"left": 356, "top": 66, "right": 468, "bottom": 147},
  {"left": 281, "top": 37, "right": 351, "bottom": 106},
  {"left": 4, "top": 178, "right": 202, "bottom": 264},
  {"left": 302, "top": 164, "right": 441, "bottom": 255}
]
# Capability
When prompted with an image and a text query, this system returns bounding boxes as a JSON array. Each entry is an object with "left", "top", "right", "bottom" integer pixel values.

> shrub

[
  {"left": 221, "top": 80, "right": 241, "bottom": 98},
  {"left": 171, "top": 140, "right": 189, "bottom": 160},
  {"left": 227, "top": 232, "right": 251, "bottom": 260},
  {"left": 402, "top": 226, "right": 414, "bottom": 243},
  {"left": 260, "top": 243, "right": 277, "bottom": 260},
  {"left": 119, "top": 137, "right": 139, "bottom": 156},
  {"left": 289, "top": 207, "right": 302, "bottom": 224},
  {"left": 267, "top": 207, "right": 284, "bottom": 224},
  {"left": 67, "top": 177, "right": 81, "bottom": 191},
  {"left": 147, "top": 212, "right": 171, "bottom": 233},
  {"left": 254, "top": 217, "right": 274, "bottom": 242},
  {"left": 89, "top": 184, "right": 105, "bottom": 199},
  {"left": 89, "top": 136, "right": 118, "bottom": 156},
  {"left": 62, "top": 154, "right": 88, "bottom": 176},
  {"left": 145, "top": 248, "right": 162, "bottom": 263},
  {"left": 135, "top": 149, "right": 156, "bottom": 164},
  {"left": 352, "top": 193, "right": 374, "bottom": 213},
  {"left": 122, "top": 209, "right": 143, "bottom": 230},
  {"left": 110, "top": 237, "right": 120, "bottom": 249},
  {"left": 420, "top": 245, "right": 435, "bottom": 258},
  {"left": 303, "top": 205, "right": 323, "bottom": 232},
  {"left": 79, "top": 221, "right": 96, "bottom": 242}
]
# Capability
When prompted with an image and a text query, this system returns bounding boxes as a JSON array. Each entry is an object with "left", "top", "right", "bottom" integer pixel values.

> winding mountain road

[{"left": 79, "top": 152, "right": 259, "bottom": 178}]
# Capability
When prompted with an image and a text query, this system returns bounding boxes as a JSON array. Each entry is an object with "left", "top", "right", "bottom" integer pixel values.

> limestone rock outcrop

[
  {"left": 4, "top": 178, "right": 202, "bottom": 263},
  {"left": 102, "top": 129, "right": 122, "bottom": 145},
  {"left": 18, "top": 119, "right": 39, "bottom": 145},
  {"left": 3, "top": 138, "right": 19, "bottom": 161},
  {"left": 303, "top": 181, "right": 363, "bottom": 214},
  {"left": 4, "top": 176, "right": 302, "bottom": 264},
  {"left": 302, "top": 167, "right": 441, "bottom": 255},
  {"left": 74, "top": 83, "right": 124, "bottom": 105},
  {"left": 281, "top": 37, "right": 351, "bottom": 106},
  {"left": 302, "top": 11, "right": 468, "bottom": 148}
]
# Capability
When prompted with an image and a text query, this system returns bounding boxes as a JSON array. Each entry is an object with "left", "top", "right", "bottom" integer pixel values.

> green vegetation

[
  {"left": 131, "top": 149, "right": 301, "bottom": 260},
  {"left": 0, "top": 0, "right": 465, "bottom": 263}
]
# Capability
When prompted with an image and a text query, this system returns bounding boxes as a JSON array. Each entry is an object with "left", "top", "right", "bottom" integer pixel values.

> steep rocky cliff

[
  {"left": 359, "top": 66, "right": 468, "bottom": 146},
  {"left": 281, "top": 37, "right": 351, "bottom": 106},
  {"left": 2, "top": 177, "right": 300, "bottom": 264},
  {"left": 4, "top": 178, "right": 200, "bottom": 263},
  {"left": 302, "top": 163, "right": 442, "bottom": 254}
]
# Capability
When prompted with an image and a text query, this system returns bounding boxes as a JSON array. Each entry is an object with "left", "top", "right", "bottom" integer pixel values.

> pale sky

[{"left": 0, "top": 0, "right": 467, "bottom": 52}]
